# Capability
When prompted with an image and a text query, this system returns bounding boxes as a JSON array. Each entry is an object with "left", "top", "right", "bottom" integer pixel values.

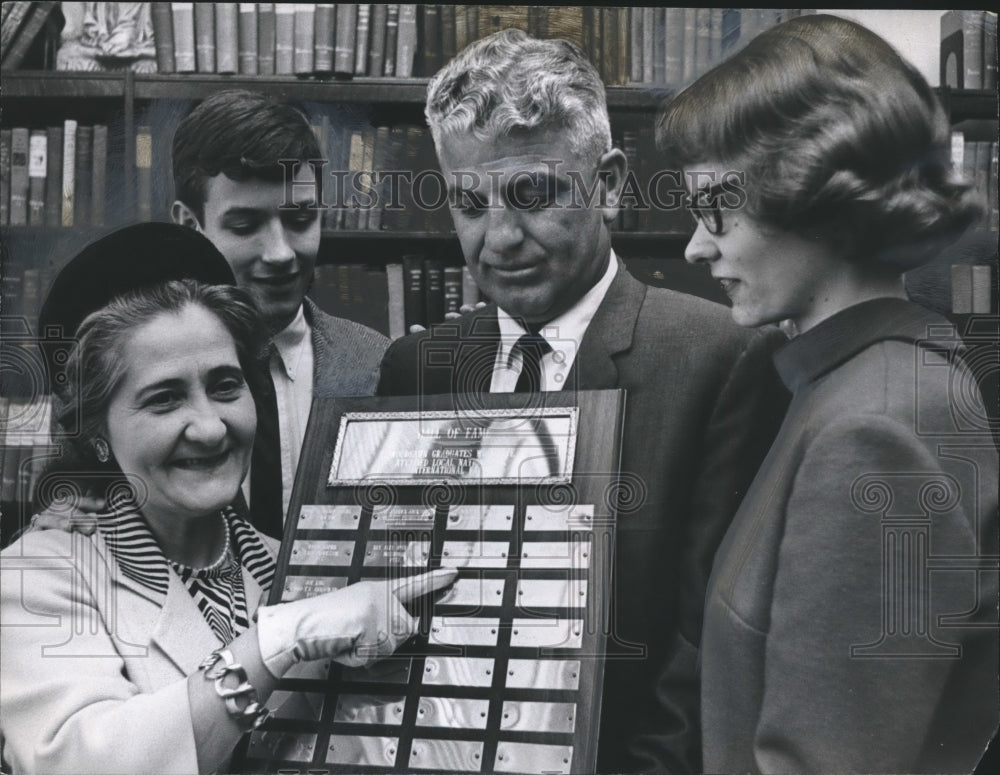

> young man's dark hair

[{"left": 171, "top": 89, "right": 322, "bottom": 224}]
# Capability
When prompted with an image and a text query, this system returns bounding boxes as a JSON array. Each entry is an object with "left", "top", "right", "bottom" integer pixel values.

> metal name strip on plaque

[{"left": 235, "top": 391, "right": 625, "bottom": 774}]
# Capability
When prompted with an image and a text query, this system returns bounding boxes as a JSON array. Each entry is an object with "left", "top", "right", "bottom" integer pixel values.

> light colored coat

[{"left": 0, "top": 527, "right": 278, "bottom": 774}]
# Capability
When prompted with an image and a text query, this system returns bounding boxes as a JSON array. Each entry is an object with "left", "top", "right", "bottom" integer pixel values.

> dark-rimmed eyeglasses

[{"left": 685, "top": 183, "right": 726, "bottom": 235}]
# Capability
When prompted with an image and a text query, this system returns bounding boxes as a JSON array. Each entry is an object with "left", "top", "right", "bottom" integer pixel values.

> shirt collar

[
  {"left": 270, "top": 304, "right": 310, "bottom": 380},
  {"left": 496, "top": 250, "right": 619, "bottom": 361},
  {"left": 772, "top": 297, "right": 961, "bottom": 393}
]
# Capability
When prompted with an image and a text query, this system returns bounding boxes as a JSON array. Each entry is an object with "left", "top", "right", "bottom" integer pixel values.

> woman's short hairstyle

[
  {"left": 172, "top": 89, "right": 322, "bottom": 223},
  {"left": 55, "top": 280, "right": 265, "bottom": 478},
  {"left": 425, "top": 28, "right": 612, "bottom": 163},
  {"left": 656, "top": 14, "right": 982, "bottom": 269}
]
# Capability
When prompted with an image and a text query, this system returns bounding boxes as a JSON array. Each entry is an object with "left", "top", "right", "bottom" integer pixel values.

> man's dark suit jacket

[{"left": 377, "top": 263, "right": 788, "bottom": 773}]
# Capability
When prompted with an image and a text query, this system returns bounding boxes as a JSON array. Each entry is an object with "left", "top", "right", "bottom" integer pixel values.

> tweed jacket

[
  {"left": 305, "top": 298, "right": 389, "bottom": 398},
  {"left": 378, "top": 261, "right": 790, "bottom": 772},
  {"left": 0, "top": 521, "right": 279, "bottom": 774},
  {"left": 700, "top": 298, "right": 1000, "bottom": 773}
]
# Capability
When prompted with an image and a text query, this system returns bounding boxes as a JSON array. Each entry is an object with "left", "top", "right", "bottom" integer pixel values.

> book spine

[
  {"left": 694, "top": 8, "right": 711, "bottom": 77},
  {"left": 151, "top": 1, "right": 176, "bottom": 73},
  {"left": 454, "top": 4, "right": 468, "bottom": 55},
  {"left": 294, "top": 3, "right": 316, "bottom": 74},
  {"left": 385, "top": 262, "right": 405, "bottom": 339},
  {"left": 43, "top": 125, "right": 61, "bottom": 228},
  {"left": 9, "top": 127, "right": 29, "bottom": 226},
  {"left": 963, "top": 11, "right": 985, "bottom": 89},
  {"left": 171, "top": 2, "right": 196, "bottom": 72},
  {"left": 91, "top": 125, "right": 107, "bottom": 227},
  {"left": 258, "top": 3, "right": 276, "bottom": 74},
  {"left": 275, "top": 3, "right": 295, "bottom": 74},
  {"left": 601, "top": 8, "right": 618, "bottom": 86},
  {"left": 971, "top": 265, "right": 993, "bottom": 314},
  {"left": 441, "top": 3, "right": 456, "bottom": 64},
  {"left": 344, "top": 128, "right": 365, "bottom": 230},
  {"left": 617, "top": 5, "right": 630, "bottom": 86},
  {"left": 709, "top": 8, "right": 723, "bottom": 68},
  {"left": 396, "top": 4, "right": 417, "bottom": 78},
  {"left": 383, "top": 4, "right": 399, "bottom": 76},
  {"left": 366, "top": 125, "right": 391, "bottom": 231},
  {"left": 61, "top": 119, "right": 77, "bottom": 227},
  {"left": 314, "top": 3, "right": 336, "bottom": 73},
  {"left": 629, "top": 6, "right": 642, "bottom": 84},
  {"left": 420, "top": 4, "right": 442, "bottom": 78},
  {"left": 136, "top": 125, "right": 153, "bottom": 222},
  {"left": 951, "top": 263, "right": 973, "bottom": 315},
  {"left": 664, "top": 8, "right": 683, "bottom": 86},
  {"left": 424, "top": 256, "right": 445, "bottom": 326},
  {"left": 363, "top": 265, "right": 391, "bottom": 337},
  {"left": 215, "top": 3, "right": 239, "bottom": 74},
  {"left": 193, "top": 1, "right": 215, "bottom": 72},
  {"left": 461, "top": 266, "right": 480, "bottom": 308},
  {"left": 27, "top": 129, "right": 46, "bottom": 227},
  {"left": 402, "top": 254, "right": 426, "bottom": 330},
  {"left": 238, "top": 3, "right": 259, "bottom": 75},
  {"left": 983, "top": 11, "right": 998, "bottom": 89},
  {"left": 368, "top": 2, "right": 387, "bottom": 76},
  {"left": 0, "top": 129, "right": 10, "bottom": 227},
  {"left": 466, "top": 5, "right": 478, "bottom": 47},
  {"left": 0, "top": 1, "right": 32, "bottom": 53},
  {"left": 354, "top": 3, "right": 370, "bottom": 75},
  {"left": 74, "top": 126, "right": 93, "bottom": 228},
  {"left": 990, "top": 141, "right": 999, "bottom": 232},
  {"left": 333, "top": 3, "right": 357, "bottom": 76},
  {"left": 640, "top": 7, "right": 654, "bottom": 84},
  {"left": 443, "top": 265, "right": 463, "bottom": 315},
  {"left": 681, "top": 8, "right": 697, "bottom": 83},
  {"left": 3, "top": 1, "right": 57, "bottom": 71}
]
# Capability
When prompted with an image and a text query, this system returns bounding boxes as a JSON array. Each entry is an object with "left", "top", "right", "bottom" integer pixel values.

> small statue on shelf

[{"left": 56, "top": 2, "right": 156, "bottom": 73}]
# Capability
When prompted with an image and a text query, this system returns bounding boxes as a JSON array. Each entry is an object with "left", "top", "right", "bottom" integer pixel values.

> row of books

[
  {"left": 952, "top": 133, "right": 999, "bottom": 232},
  {"left": 0, "top": 1, "right": 60, "bottom": 71},
  {"left": 940, "top": 10, "right": 998, "bottom": 90},
  {"left": 48, "top": 5, "right": 819, "bottom": 87},
  {"left": 309, "top": 258, "right": 482, "bottom": 339},
  {"left": 0, "top": 122, "right": 118, "bottom": 229}
]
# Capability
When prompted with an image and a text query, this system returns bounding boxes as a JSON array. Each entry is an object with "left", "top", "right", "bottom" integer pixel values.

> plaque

[{"left": 235, "top": 391, "right": 625, "bottom": 774}]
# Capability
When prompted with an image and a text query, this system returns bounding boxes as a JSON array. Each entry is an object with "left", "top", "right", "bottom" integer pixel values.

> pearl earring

[{"left": 95, "top": 438, "right": 110, "bottom": 463}]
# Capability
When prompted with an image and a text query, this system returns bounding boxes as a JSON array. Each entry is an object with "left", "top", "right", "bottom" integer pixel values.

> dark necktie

[
  {"left": 512, "top": 333, "right": 552, "bottom": 393},
  {"left": 249, "top": 351, "right": 284, "bottom": 539}
]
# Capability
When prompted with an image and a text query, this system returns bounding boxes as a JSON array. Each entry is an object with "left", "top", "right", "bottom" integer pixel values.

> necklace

[{"left": 172, "top": 513, "right": 232, "bottom": 574}]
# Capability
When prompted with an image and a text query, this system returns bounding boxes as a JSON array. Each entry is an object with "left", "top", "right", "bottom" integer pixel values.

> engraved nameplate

[
  {"left": 517, "top": 579, "right": 588, "bottom": 609},
  {"left": 267, "top": 690, "right": 325, "bottom": 721},
  {"left": 298, "top": 504, "right": 363, "bottom": 530},
  {"left": 416, "top": 696, "right": 490, "bottom": 729},
  {"left": 409, "top": 738, "right": 485, "bottom": 771},
  {"left": 501, "top": 700, "right": 577, "bottom": 733},
  {"left": 342, "top": 659, "right": 413, "bottom": 685},
  {"left": 524, "top": 504, "right": 595, "bottom": 531},
  {"left": 282, "top": 575, "right": 347, "bottom": 601},
  {"left": 290, "top": 539, "right": 355, "bottom": 566},
  {"left": 422, "top": 656, "right": 495, "bottom": 687},
  {"left": 363, "top": 540, "right": 430, "bottom": 567},
  {"left": 328, "top": 409, "right": 578, "bottom": 485},
  {"left": 510, "top": 618, "right": 584, "bottom": 649},
  {"left": 371, "top": 505, "right": 435, "bottom": 526},
  {"left": 436, "top": 577, "right": 506, "bottom": 608},
  {"left": 495, "top": 742, "right": 574, "bottom": 774},
  {"left": 506, "top": 659, "right": 581, "bottom": 691},
  {"left": 440, "top": 540, "right": 511, "bottom": 568},
  {"left": 520, "top": 539, "right": 591, "bottom": 569},
  {"left": 334, "top": 695, "right": 406, "bottom": 725},
  {"left": 246, "top": 731, "right": 317, "bottom": 763},
  {"left": 446, "top": 504, "right": 515, "bottom": 531},
  {"left": 326, "top": 735, "right": 398, "bottom": 766},
  {"left": 429, "top": 617, "right": 501, "bottom": 647}
]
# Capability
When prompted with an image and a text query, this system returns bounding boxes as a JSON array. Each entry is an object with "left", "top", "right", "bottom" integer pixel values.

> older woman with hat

[{"left": 0, "top": 223, "right": 455, "bottom": 774}]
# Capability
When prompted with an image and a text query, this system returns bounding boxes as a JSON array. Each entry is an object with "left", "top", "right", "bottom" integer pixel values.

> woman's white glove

[{"left": 256, "top": 568, "right": 458, "bottom": 677}]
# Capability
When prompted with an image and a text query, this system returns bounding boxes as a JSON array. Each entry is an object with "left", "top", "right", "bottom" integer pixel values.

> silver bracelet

[{"left": 199, "top": 648, "right": 271, "bottom": 730}]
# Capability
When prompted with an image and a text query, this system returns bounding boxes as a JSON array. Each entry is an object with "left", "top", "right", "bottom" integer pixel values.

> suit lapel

[
  {"left": 149, "top": 574, "right": 220, "bottom": 674},
  {"left": 447, "top": 307, "right": 502, "bottom": 394},
  {"left": 569, "top": 262, "right": 646, "bottom": 390}
]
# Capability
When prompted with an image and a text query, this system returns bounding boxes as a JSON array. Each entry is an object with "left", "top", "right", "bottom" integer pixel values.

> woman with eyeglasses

[{"left": 657, "top": 14, "right": 998, "bottom": 774}]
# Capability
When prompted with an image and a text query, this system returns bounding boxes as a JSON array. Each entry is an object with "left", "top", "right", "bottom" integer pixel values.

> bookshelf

[{"left": 2, "top": 6, "right": 999, "bottom": 552}]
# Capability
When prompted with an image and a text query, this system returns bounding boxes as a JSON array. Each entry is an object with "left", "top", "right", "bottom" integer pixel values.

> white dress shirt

[
  {"left": 240, "top": 304, "right": 314, "bottom": 519},
  {"left": 492, "top": 253, "right": 618, "bottom": 392}
]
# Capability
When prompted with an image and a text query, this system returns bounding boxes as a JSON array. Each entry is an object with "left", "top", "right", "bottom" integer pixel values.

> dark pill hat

[{"left": 38, "top": 222, "right": 236, "bottom": 390}]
